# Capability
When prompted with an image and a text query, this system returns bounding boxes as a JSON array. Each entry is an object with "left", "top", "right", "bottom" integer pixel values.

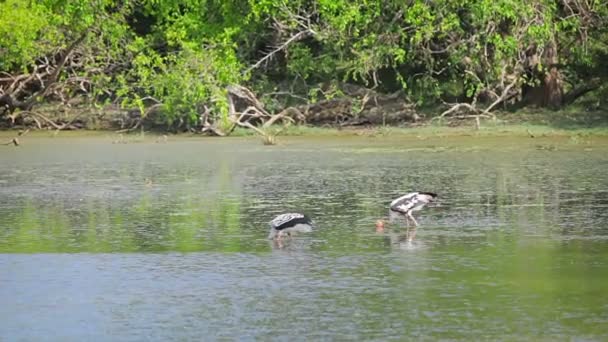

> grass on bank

[
  {"left": 207, "top": 104, "right": 608, "bottom": 139},
  {"left": 2, "top": 106, "right": 607, "bottom": 143},
  {"left": 226, "top": 122, "right": 608, "bottom": 139}
]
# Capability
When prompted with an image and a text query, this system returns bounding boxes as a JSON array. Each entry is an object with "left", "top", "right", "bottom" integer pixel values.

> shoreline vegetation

[
  {"left": 2, "top": 101, "right": 607, "bottom": 146},
  {"left": 1, "top": 1, "right": 607, "bottom": 144},
  {"left": 3, "top": 118, "right": 608, "bottom": 145}
]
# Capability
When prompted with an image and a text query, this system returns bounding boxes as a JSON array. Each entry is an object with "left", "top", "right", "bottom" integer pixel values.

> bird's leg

[
  {"left": 407, "top": 212, "right": 418, "bottom": 227},
  {"left": 408, "top": 226, "right": 417, "bottom": 242},
  {"left": 403, "top": 214, "right": 410, "bottom": 227}
]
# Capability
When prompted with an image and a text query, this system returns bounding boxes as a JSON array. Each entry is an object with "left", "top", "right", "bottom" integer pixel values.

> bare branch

[
  {"left": 18, "top": 111, "right": 64, "bottom": 129},
  {"left": 262, "top": 109, "right": 295, "bottom": 128},
  {"left": 435, "top": 103, "right": 479, "bottom": 120},
  {"left": 482, "top": 77, "right": 519, "bottom": 115},
  {"left": 244, "top": 29, "right": 313, "bottom": 74}
]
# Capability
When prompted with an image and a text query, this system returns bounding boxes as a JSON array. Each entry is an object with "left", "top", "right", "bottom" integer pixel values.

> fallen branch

[
  {"left": 263, "top": 107, "right": 298, "bottom": 128},
  {"left": 19, "top": 111, "right": 64, "bottom": 129},
  {"left": 53, "top": 111, "right": 85, "bottom": 134},
  {"left": 434, "top": 76, "right": 518, "bottom": 128},
  {"left": 0, "top": 29, "right": 90, "bottom": 116},
  {"left": 481, "top": 77, "right": 518, "bottom": 115},
  {"left": 230, "top": 117, "right": 267, "bottom": 136},
  {"left": 434, "top": 103, "right": 495, "bottom": 130},
  {"left": 227, "top": 85, "right": 271, "bottom": 117},
  {"left": 2, "top": 129, "right": 30, "bottom": 146},
  {"left": 223, "top": 85, "right": 298, "bottom": 143},
  {"left": 1, "top": 139, "right": 19, "bottom": 146},
  {"left": 435, "top": 103, "right": 479, "bottom": 120},
  {"left": 199, "top": 105, "right": 225, "bottom": 136},
  {"left": 25, "top": 30, "right": 90, "bottom": 109}
]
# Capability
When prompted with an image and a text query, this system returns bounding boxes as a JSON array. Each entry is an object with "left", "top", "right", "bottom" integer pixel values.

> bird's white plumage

[
  {"left": 270, "top": 213, "right": 305, "bottom": 228},
  {"left": 390, "top": 192, "right": 420, "bottom": 213},
  {"left": 268, "top": 213, "right": 312, "bottom": 239},
  {"left": 388, "top": 192, "right": 436, "bottom": 227},
  {"left": 390, "top": 192, "right": 436, "bottom": 215}
]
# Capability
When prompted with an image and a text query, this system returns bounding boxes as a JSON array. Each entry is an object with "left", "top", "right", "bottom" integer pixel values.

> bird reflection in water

[
  {"left": 375, "top": 213, "right": 418, "bottom": 243},
  {"left": 267, "top": 213, "right": 314, "bottom": 249}
]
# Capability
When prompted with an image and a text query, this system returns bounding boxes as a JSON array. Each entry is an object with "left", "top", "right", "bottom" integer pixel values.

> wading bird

[
  {"left": 389, "top": 192, "right": 438, "bottom": 226},
  {"left": 268, "top": 213, "right": 313, "bottom": 240}
]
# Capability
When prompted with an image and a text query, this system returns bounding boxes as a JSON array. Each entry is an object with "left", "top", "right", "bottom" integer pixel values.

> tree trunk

[
  {"left": 522, "top": 41, "right": 563, "bottom": 109},
  {"left": 542, "top": 42, "right": 563, "bottom": 109}
]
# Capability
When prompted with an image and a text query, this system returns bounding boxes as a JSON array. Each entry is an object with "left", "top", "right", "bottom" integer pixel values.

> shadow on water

[{"left": 1, "top": 136, "right": 608, "bottom": 340}]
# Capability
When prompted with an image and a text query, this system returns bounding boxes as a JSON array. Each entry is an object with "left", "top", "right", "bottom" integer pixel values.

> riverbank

[
  {"left": 3, "top": 123, "right": 608, "bottom": 152},
  {"left": 2, "top": 106, "right": 607, "bottom": 145}
]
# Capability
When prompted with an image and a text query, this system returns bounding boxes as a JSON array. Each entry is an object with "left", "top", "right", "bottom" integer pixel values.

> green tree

[{"left": 1, "top": 0, "right": 606, "bottom": 130}]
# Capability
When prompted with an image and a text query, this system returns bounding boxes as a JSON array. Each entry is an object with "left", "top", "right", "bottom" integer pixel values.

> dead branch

[
  {"left": 229, "top": 117, "right": 267, "bottom": 136},
  {"left": 244, "top": 29, "right": 313, "bottom": 75},
  {"left": 262, "top": 108, "right": 296, "bottom": 128},
  {"left": 0, "top": 29, "right": 90, "bottom": 116},
  {"left": 227, "top": 85, "right": 271, "bottom": 117},
  {"left": 30, "top": 30, "right": 90, "bottom": 104},
  {"left": 200, "top": 104, "right": 226, "bottom": 136},
  {"left": 434, "top": 102, "right": 486, "bottom": 130},
  {"left": 223, "top": 84, "right": 300, "bottom": 138},
  {"left": 53, "top": 111, "right": 85, "bottom": 134},
  {"left": 18, "top": 111, "right": 64, "bottom": 129},
  {"left": 482, "top": 77, "right": 519, "bottom": 115},
  {"left": 244, "top": 3, "right": 317, "bottom": 75},
  {"left": 2, "top": 129, "right": 30, "bottom": 146},
  {"left": 1, "top": 138, "right": 20, "bottom": 146},
  {"left": 201, "top": 124, "right": 226, "bottom": 136},
  {"left": 435, "top": 103, "right": 479, "bottom": 119}
]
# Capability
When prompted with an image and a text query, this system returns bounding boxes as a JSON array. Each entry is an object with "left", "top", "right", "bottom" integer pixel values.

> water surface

[{"left": 1, "top": 134, "right": 608, "bottom": 340}]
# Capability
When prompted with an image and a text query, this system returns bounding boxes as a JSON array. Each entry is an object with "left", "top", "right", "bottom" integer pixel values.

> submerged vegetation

[{"left": 0, "top": 0, "right": 607, "bottom": 136}]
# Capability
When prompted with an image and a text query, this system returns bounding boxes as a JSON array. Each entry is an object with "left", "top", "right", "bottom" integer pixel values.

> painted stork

[
  {"left": 267, "top": 213, "right": 314, "bottom": 239},
  {"left": 389, "top": 192, "right": 438, "bottom": 226}
]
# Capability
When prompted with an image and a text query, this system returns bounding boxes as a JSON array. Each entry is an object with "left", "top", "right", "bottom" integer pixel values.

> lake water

[{"left": 1, "top": 133, "right": 608, "bottom": 340}]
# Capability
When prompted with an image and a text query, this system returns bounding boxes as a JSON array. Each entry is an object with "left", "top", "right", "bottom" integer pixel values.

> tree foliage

[{"left": 1, "top": 0, "right": 607, "bottom": 129}]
